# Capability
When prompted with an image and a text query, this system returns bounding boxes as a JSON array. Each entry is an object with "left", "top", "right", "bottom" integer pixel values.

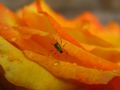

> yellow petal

[{"left": 0, "top": 36, "right": 76, "bottom": 90}]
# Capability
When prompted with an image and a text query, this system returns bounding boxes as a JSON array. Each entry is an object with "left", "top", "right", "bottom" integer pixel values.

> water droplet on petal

[
  {"left": 11, "top": 38, "right": 17, "bottom": 41},
  {"left": 54, "top": 61, "right": 60, "bottom": 66},
  {"left": 73, "top": 63, "right": 77, "bottom": 66}
]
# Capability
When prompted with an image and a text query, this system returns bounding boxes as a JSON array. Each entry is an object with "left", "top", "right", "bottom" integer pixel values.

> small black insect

[{"left": 54, "top": 42, "right": 63, "bottom": 53}]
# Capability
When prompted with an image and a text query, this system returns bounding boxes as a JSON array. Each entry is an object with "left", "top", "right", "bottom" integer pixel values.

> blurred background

[{"left": 0, "top": 0, "right": 120, "bottom": 23}]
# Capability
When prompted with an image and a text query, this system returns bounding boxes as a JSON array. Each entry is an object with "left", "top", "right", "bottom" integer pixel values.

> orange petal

[
  {"left": 20, "top": 9, "right": 56, "bottom": 34},
  {"left": 75, "top": 12, "right": 104, "bottom": 31},
  {"left": 0, "top": 24, "right": 47, "bottom": 55},
  {"left": 90, "top": 47, "right": 120, "bottom": 64},
  {"left": 18, "top": 7, "right": 81, "bottom": 48},
  {"left": 56, "top": 38, "right": 120, "bottom": 71},
  {"left": 77, "top": 42, "right": 120, "bottom": 64},
  {"left": 0, "top": 4, "right": 21, "bottom": 26},
  {"left": 24, "top": 50, "right": 119, "bottom": 84},
  {"left": 64, "top": 26, "right": 113, "bottom": 47}
]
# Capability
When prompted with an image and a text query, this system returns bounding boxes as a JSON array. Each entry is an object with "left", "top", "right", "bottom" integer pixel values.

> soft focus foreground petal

[
  {"left": 0, "top": 37, "right": 76, "bottom": 90},
  {"left": 0, "top": 66, "right": 28, "bottom": 90},
  {"left": 24, "top": 50, "right": 120, "bottom": 85}
]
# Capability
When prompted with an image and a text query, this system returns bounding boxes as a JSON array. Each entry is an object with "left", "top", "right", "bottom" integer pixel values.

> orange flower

[{"left": 0, "top": 0, "right": 120, "bottom": 90}]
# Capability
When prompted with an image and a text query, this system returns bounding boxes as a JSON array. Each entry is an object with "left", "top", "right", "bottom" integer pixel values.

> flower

[{"left": 0, "top": 0, "right": 120, "bottom": 90}]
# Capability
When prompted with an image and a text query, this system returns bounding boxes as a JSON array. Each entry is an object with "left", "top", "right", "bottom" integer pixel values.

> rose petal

[
  {"left": 0, "top": 4, "right": 21, "bottom": 26},
  {"left": 0, "top": 36, "right": 76, "bottom": 90},
  {"left": 24, "top": 50, "right": 119, "bottom": 84}
]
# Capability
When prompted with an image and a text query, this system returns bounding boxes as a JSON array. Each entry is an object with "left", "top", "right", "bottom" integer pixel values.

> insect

[{"left": 54, "top": 42, "right": 63, "bottom": 53}]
